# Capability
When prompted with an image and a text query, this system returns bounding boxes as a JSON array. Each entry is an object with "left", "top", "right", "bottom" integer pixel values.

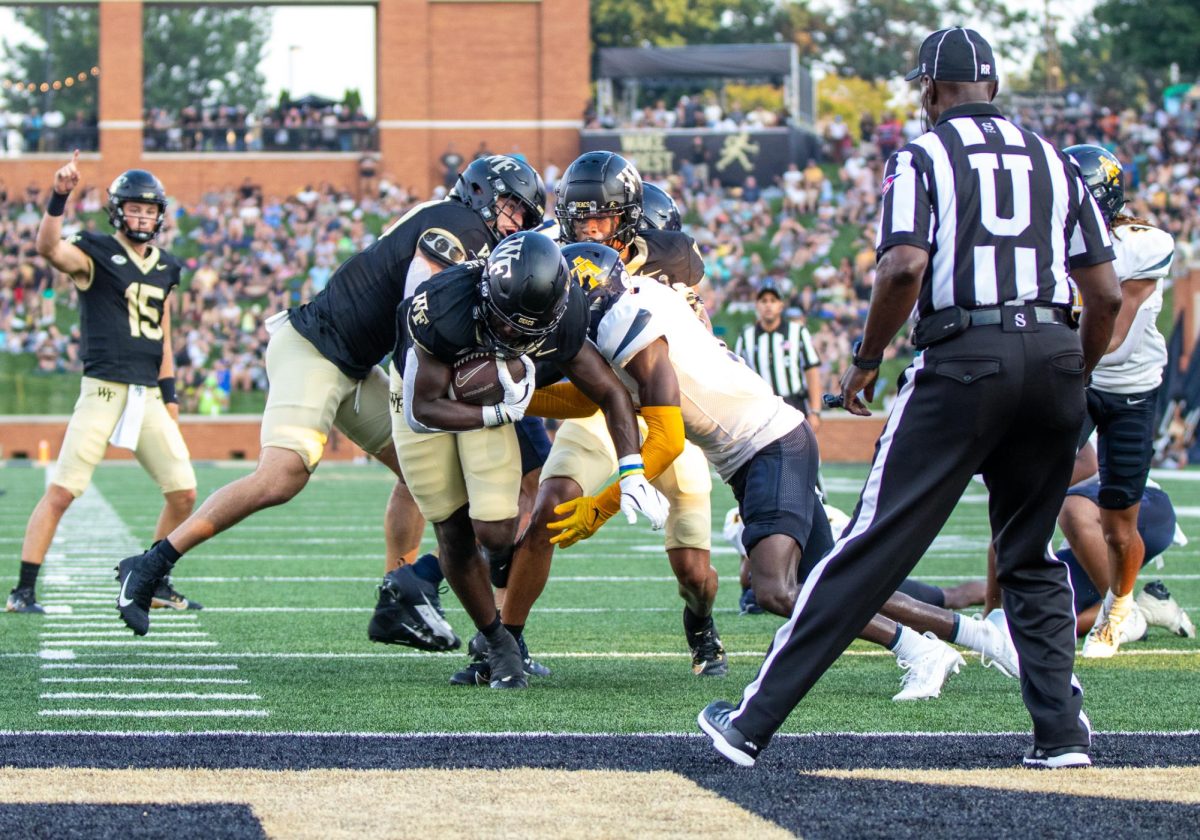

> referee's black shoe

[
  {"left": 1022, "top": 744, "right": 1092, "bottom": 769},
  {"left": 698, "top": 700, "right": 760, "bottom": 767}
]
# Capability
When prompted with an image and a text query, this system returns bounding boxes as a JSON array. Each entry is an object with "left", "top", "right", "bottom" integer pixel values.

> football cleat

[
  {"left": 115, "top": 550, "right": 173, "bottom": 636},
  {"left": 978, "top": 610, "right": 1020, "bottom": 679},
  {"left": 485, "top": 628, "right": 528, "bottom": 690},
  {"left": 1137, "top": 581, "right": 1196, "bottom": 638},
  {"left": 1082, "top": 603, "right": 1130, "bottom": 659},
  {"left": 697, "top": 700, "right": 760, "bottom": 767},
  {"left": 6, "top": 586, "right": 44, "bottom": 614},
  {"left": 1117, "top": 602, "right": 1147, "bottom": 644},
  {"left": 450, "top": 631, "right": 549, "bottom": 685},
  {"left": 739, "top": 587, "right": 764, "bottom": 616},
  {"left": 151, "top": 577, "right": 203, "bottom": 611},
  {"left": 1023, "top": 744, "right": 1092, "bottom": 769},
  {"left": 368, "top": 564, "right": 461, "bottom": 652},
  {"left": 688, "top": 616, "right": 729, "bottom": 677},
  {"left": 893, "top": 633, "right": 964, "bottom": 701}
]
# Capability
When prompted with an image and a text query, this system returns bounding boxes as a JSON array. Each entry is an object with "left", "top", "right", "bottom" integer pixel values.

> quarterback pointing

[{"left": 8, "top": 153, "right": 199, "bottom": 616}]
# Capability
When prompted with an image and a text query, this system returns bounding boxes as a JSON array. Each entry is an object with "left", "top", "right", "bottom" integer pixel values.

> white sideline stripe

[
  {"left": 44, "top": 620, "right": 198, "bottom": 629},
  {"left": 41, "top": 678, "right": 251, "bottom": 685},
  {"left": 41, "top": 613, "right": 197, "bottom": 621},
  {"left": 40, "top": 631, "right": 209, "bottom": 639},
  {"left": 2, "top": 728, "right": 1196, "bottom": 738},
  {"left": 41, "top": 663, "right": 239, "bottom": 671},
  {"left": 40, "top": 640, "right": 220, "bottom": 648},
  {"left": 38, "top": 709, "right": 270, "bottom": 718},
  {"left": 40, "top": 692, "right": 261, "bottom": 701}
]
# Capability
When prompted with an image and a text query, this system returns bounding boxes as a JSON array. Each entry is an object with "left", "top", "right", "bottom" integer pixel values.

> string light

[{"left": 0, "top": 66, "right": 99, "bottom": 94}]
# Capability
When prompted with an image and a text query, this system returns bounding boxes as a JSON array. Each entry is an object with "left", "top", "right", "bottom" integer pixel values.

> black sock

[
  {"left": 683, "top": 606, "right": 710, "bottom": 636},
  {"left": 151, "top": 538, "right": 182, "bottom": 565},
  {"left": 18, "top": 562, "right": 40, "bottom": 591},
  {"left": 886, "top": 623, "right": 904, "bottom": 651},
  {"left": 481, "top": 613, "right": 504, "bottom": 644},
  {"left": 951, "top": 613, "right": 962, "bottom": 642},
  {"left": 503, "top": 623, "right": 524, "bottom": 642}
]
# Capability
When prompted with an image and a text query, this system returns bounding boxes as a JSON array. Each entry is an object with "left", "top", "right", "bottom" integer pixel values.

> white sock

[
  {"left": 951, "top": 614, "right": 985, "bottom": 653},
  {"left": 1110, "top": 592, "right": 1133, "bottom": 621},
  {"left": 891, "top": 625, "right": 932, "bottom": 662},
  {"left": 1102, "top": 590, "right": 1115, "bottom": 612}
]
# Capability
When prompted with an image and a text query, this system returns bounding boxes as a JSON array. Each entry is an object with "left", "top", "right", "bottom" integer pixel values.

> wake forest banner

[{"left": 579, "top": 128, "right": 820, "bottom": 187}]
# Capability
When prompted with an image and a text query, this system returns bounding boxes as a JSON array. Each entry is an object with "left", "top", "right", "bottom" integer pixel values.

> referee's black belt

[{"left": 968, "top": 305, "right": 1072, "bottom": 327}]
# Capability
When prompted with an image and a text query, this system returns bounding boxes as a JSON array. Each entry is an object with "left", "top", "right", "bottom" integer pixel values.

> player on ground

[
  {"left": 1063, "top": 145, "right": 1175, "bottom": 658},
  {"left": 7, "top": 154, "right": 199, "bottom": 616},
  {"left": 113, "top": 156, "right": 544, "bottom": 639},
  {"left": 393, "top": 231, "right": 665, "bottom": 689}
]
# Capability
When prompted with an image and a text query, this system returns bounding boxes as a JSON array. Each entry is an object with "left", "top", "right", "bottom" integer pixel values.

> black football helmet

[
  {"left": 555, "top": 151, "right": 643, "bottom": 250},
  {"left": 450, "top": 155, "right": 546, "bottom": 239},
  {"left": 106, "top": 169, "right": 167, "bottom": 243},
  {"left": 479, "top": 231, "right": 570, "bottom": 357},
  {"left": 561, "top": 242, "right": 630, "bottom": 304},
  {"left": 639, "top": 182, "right": 682, "bottom": 232},
  {"left": 1064, "top": 144, "right": 1125, "bottom": 225}
]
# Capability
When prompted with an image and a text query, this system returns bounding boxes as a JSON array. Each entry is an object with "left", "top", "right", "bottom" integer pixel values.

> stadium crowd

[
  {"left": 2, "top": 93, "right": 1199, "bottom": 413},
  {"left": 142, "top": 101, "right": 375, "bottom": 153}
]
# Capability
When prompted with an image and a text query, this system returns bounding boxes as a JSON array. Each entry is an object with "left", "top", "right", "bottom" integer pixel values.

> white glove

[
  {"left": 618, "top": 472, "right": 669, "bottom": 529},
  {"left": 498, "top": 354, "right": 535, "bottom": 411}
]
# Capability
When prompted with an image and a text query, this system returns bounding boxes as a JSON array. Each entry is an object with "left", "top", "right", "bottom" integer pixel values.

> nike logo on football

[
  {"left": 117, "top": 573, "right": 134, "bottom": 608},
  {"left": 453, "top": 366, "right": 485, "bottom": 390},
  {"left": 1126, "top": 397, "right": 1147, "bottom": 405}
]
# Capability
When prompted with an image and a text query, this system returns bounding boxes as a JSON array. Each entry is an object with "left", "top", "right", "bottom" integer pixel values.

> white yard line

[
  {"left": 39, "top": 640, "right": 221, "bottom": 648},
  {"left": 41, "top": 677, "right": 251, "bottom": 685},
  {"left": 39, "top": 631, "right": 210, "bottom": 639},
  {"left": 38, "top": 709, "right": 270, "bottom": 718},
  {"left": 40, "top": 663, "right": 239, "bottom": 671},
  {"left": 40, "top": 691, "right": 261, "bottom": 701}
]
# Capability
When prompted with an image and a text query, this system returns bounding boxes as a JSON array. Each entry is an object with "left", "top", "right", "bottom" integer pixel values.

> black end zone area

[
  {"left": 0, "top": 803, "right": 266, "bottom": 840},
  {"left": 4, "top": 732, "right": 1197, "bottom": 839}
]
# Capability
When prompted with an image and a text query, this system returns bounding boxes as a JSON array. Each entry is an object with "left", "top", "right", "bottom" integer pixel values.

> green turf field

[{"left": 1, "top": 461, "right": 1197, "bottom": 736}]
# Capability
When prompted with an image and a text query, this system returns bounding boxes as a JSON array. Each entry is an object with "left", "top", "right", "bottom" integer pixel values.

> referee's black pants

[{"left": 730, "top": 324, "right": 1092, "bottom": 753}]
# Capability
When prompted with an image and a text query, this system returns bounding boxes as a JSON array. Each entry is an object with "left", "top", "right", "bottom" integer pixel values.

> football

[{"left": 447, "top": 353, "right": 527, "bottom": 406}]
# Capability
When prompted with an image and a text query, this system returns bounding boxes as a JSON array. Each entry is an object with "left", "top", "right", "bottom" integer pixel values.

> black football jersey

[
  {"left": 624, "top": 229, "right": 704, "bottom": 288},
  {"left": 69, "top": 231, "right": 182, "bottom": 386},
  {"left": 289, "top": 199, "right": 495, "bottom": 380},
  {"left": 394, "top": 261, "right": 589, "bottom": 382}
]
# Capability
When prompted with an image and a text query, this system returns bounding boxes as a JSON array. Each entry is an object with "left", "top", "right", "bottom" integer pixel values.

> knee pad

[
  {"left": 666, "top": 500, "right": 712, "bottom": 551},
  {"left": 1098, "top": 486, "right": 1135, "bottom": 510},
  {"left": 484, "top": 545, "right": 514, "bottom": 588}
]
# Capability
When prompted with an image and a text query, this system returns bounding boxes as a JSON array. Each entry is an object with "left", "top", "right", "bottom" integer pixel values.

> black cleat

[
  {"left": 1023, "top": 744, "right": 1092, "bottom": 769},
  {"left": 486, "top": 628, "right": 528, "bottom": 690},
  {"left": 739, "top": 586, "right": 764, "bottom": 615},
  {"left": 450, "top": 631, "right": 549, "bottom": 685},
  {"left": 6, "top": 586, "right": 44, "bottom": 614},
  {"left": 688, "top": 615, "right": 729, "bottom": 677},
  {"left": 115, "top": 550, "right": 173, "bottom": 636},
  {"left": 368, "top": 564, "right": 461, "bottom": 652},
  {"left": 151, "top": 577, "right": 203, "bottom": 611},
  {"left": 697, "top": 700, "right": 760, "bottom": 767}
]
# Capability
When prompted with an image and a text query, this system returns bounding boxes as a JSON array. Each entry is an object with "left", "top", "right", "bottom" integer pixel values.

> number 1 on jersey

[{"left": 125, "top": 282, "right": 165, "bottom": 340}]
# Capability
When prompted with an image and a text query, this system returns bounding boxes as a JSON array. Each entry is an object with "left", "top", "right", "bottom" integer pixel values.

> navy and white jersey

[
  {"left": 593, "top": 278, "right": 802, "bottom": 481},
  {"left": 875, "top": 102, "right": 1115, "bottom": 318},
  {"left": 68, "top": 230, "right": 183, "bottom": 386},
  {"left": 289, "top": 199, "right": 494, "bottom": 380},
  {"left": 1090, "top": 222, "right": 1173, "bottom": 394}
]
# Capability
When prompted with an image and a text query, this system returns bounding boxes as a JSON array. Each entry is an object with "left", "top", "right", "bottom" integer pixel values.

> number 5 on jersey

[{"left": 125, "top": 282, "right": 165, "bottom": 339}]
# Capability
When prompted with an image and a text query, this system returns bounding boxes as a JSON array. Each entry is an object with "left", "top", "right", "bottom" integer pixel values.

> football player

[
  {"left": 1065, "top": 146, "right": 1175, "bottom": 658},
  {"left": 113, "top": 156, "right": 545, "bottom": 640},
  {"left": 8, "top": 153, "right": 199, "bottom": 615},
  {"left": 639, "top": 182, "right": 683, "bottom": 232},
  {"left": 393, "top": 231, "right": 665, "bottom": 689}
]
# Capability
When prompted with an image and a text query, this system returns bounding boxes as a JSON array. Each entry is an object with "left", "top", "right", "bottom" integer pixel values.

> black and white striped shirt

[
  {"left": 876, "top": 102, "right": 1114, "bottom": 317},
  {"left": 735, "top": 320, "right": 820, "bottom": 404}
]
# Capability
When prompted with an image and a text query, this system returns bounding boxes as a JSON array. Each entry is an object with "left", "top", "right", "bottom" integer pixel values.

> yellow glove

[{"left": 547, "top": 495, "right": 615, "bottom": 548}]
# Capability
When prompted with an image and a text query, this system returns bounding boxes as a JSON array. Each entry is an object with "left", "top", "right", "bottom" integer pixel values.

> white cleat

[
  {"left": 1081, "top": 604, "right": 1125, "bottom": 659},
  {"left": 893, "top": 633, "right": 965, "bottom": 701},
  {"left": 1136, "top": 581, "right": 1196, "bottom": 639},
  {"left": 978, "top": 610, "right": 1020, "bottom": 679},
  {"left": 1117, "top": 602, "right": 1147, "bottom": 644}
]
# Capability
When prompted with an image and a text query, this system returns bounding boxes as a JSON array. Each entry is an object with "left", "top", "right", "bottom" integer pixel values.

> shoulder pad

[{"left": 418, "top": 228, "right": 469, "bottom": 267}]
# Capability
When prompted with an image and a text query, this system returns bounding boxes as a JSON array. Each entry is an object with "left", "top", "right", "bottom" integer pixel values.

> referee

[
  {"left": 699, "top": 28, "right": 1120, "bottom": 769},
  {"left": 735, "top": 284, "right": 823, "bottom": 429}
]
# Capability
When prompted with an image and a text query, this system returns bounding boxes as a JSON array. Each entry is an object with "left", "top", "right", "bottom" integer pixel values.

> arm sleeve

[
  {"left": 875, "top": 146, "right": 933, "bottom": 258},
  {"left": 591, "top": 405, "right": 686, "bottom": 518},
  {"left": 528, "top": 381, "right": 600, "bottom": 419}
]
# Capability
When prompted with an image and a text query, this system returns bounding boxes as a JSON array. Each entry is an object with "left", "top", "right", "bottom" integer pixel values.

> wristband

[
  {"left": 47, "top": 191, "right": 68, "bottom": 217},
  {"left": 851, "top": 338, "right": 883, "bottom": 371},
  {"left": 617, "top": 455, "right": 645, "bottom": 479},
  {"left": 158, "top": 377, "right": 178, "bottom": 404},
  {"left": 482, "top": 403, "right": 510, "bottom": 427}
]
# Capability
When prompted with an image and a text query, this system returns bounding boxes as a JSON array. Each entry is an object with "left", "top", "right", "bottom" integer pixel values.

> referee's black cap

[
  {"left": 904, "top": 27, "right": 998, "bottom": 82},
  {"left": 756, "top": 283, "right": 783, "bottom": 301}
]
